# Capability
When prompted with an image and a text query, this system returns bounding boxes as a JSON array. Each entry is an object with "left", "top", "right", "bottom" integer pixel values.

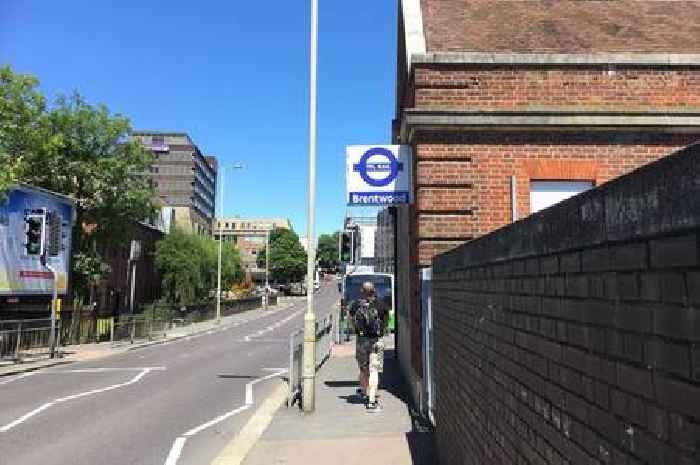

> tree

[
  {"left": 316, "top": 232, "right": 340, "bottom": 269},
  {"left": 155, "top": 229, "right": 244, "bottom": 304},
  {"left": 257, "top": 228, "right": 307, "bottom": 283},
  {"left": 0, "top": 66, "right": 47, "bottom": 196}
]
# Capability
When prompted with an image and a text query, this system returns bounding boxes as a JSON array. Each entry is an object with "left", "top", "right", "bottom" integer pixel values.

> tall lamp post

[
  {"left": 302, "top": 0, "right": 319, "bottom": 413},
  {"left": 216, "top": 163, "right": 243, "bottom": 324},
  {"left": 264, "top": 228, "right": 271, "bottom": 310}
]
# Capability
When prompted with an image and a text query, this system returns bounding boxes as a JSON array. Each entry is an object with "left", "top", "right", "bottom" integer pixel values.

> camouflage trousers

[{"left": 356, "top": 336, "right": 384, "bottom": 373}]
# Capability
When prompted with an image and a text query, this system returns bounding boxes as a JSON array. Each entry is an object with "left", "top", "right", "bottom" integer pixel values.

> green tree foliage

[
  {"left": 0, "top": 66, "right": 156, "bottom": 299},
  {"left": 316, "top": 232, "right": 340, "bottom": 269},
  {"left": 256, "top": 228, "right": 307, "bottom": 283},
  {"left": 0, "top": 66, "right": 47, "bottom": 195},
  {"left": 156, "top": 229, "right": 244, "bottom": 304}
]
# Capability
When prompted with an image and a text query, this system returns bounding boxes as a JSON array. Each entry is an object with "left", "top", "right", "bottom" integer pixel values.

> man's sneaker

[{"left": 366, "top": 400, "right": 382, "bottom": 413}]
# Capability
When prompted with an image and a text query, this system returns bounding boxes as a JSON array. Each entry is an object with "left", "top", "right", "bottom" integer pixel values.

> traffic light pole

[{"left": 46, "top": 263, "right": 58, "bottom": 359}]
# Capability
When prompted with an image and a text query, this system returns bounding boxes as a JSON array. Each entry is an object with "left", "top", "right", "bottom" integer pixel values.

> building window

[
  {"left": 530, "top": 181, "right": 593, "bottom": 213},
  {"left": 152, "top": 135, "right": 165, "bottom": 145}
]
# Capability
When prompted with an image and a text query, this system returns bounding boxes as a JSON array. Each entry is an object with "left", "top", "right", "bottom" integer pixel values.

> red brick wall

[
  {"left": 414, "top": 67, "right": 700, "bottom": 109},
  {"left": 431, "top": 145, "right": 700, "bottom": 465},
  {"left": 414, "top": 133, "right": 698, "bottom": 266}
]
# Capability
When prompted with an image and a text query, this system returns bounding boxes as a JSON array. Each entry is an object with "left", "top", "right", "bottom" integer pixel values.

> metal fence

[
  {"left": 0, "top": 295, "right": 274, "bottom": 364},
  {"left": 288, "top": 311, "right": 337, "bottom": 407},
  {"left": 0, "top": 319, "right": 59, "bottom": 362}
]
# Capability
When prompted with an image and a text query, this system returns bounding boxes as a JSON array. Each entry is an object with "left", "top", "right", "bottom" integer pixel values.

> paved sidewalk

[{"left": 242, "top": 336, "right": 436, "bottom": 465}]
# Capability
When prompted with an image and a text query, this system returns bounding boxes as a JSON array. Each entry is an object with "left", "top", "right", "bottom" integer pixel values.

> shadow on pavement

[
  {"left": 324, "top": 380, "right": 359, "bottom": 388},
  {"left": 382, "top": 349, "right": 438, "bottom": 464},
  {"left": 327, "top": 346, "right": 438, "bottom": 464}
]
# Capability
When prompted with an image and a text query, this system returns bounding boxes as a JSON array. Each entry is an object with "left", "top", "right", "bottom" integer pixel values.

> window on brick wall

[{"left": 530, "top": 181, "right": 593, "bottom": 213}]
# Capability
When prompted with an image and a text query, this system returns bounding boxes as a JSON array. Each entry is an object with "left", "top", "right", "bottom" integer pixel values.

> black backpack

[{"left": 354, "top": 299, "right": 382, "bottom": 338}]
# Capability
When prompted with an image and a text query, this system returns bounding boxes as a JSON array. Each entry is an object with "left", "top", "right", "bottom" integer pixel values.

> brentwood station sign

[{"left": 346, "top": 145, "right": 413, "bottom": 206}]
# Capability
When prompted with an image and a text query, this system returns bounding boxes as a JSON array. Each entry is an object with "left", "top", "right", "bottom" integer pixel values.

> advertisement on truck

[{"left": 0, "top": 185, "right": 75, "bottom": 296}]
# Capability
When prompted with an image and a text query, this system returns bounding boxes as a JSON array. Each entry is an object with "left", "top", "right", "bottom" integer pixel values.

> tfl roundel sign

[{"left": 346, "top": 145, "right": 413, "bottom": 206}]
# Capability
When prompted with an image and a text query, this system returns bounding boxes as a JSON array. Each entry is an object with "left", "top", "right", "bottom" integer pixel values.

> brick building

[
  {"left": 213, "top": 217, "right": 292, "bottom": 274},
  {"left": 392, "top": 0, "right": 700, "bottom": 408},
  {"left": 432, "top": 145, "right": 700, "bottom": 465}
]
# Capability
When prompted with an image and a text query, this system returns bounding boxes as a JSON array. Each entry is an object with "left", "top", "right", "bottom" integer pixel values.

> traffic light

[
  {"left": 339, "top": 230, "right": 353, "bottom": 263},
  {"left": 24, "top": 212, "right": 46, "bottom": 256}
]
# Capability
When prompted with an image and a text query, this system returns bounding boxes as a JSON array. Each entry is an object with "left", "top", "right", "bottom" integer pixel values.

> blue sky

[{"left": 0, "top": 1, "right": 398, "bottom": 236}]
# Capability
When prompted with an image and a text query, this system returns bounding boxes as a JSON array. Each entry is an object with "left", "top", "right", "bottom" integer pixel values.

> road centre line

[
  {"left": 0, "top": 368, "right": 155, "bottom": 433},
  {"left": 243, "top": 309, "right": 305, "bottom": 342},
  {"left": 144, "top": 304, "right": 298, "bottom": 349},
  {"left": 164, "top": 368, "right": 287, "bottom": 465}
]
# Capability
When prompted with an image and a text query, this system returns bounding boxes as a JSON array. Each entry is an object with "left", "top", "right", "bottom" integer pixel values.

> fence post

[
  {"left": 130, "top": 318, "right": 135, "bottom": 344},
  {"left": 110, "top": 317, "right": 114, "bottom": 343},
  {"left": 15, "top": 322, "right": 22, "bottom": 363},
  {"left": 147, "top": 319, "right": 152, "bottom": 341},
  {"left": 288, "top": 333, "right": 294, "bottom": 406}
]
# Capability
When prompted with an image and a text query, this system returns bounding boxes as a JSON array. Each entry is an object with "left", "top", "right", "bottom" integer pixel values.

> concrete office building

[{"left": 131, "top": 131, "right": 217, "bottom": 235}]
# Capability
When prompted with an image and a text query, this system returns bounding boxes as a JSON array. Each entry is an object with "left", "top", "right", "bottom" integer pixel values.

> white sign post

[{"left": 346, "top": 145, "right": 413, "bottom": 206}]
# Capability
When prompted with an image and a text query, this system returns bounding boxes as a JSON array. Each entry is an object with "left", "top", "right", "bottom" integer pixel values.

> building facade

[
  {"left": 131, "top": 131, "right": 217, "bottom": 235},
  {"left": 375, "top": 207, "right": 396, "bottom": 274},
  {"left": 97, "top": 221, "right": 164, "bottom": 315},
  {"left": 392, "top": 0, "right": 700, "bottom": 408},
  {"left": 214, "top": 218, "right": 292, "bottom": 273}
]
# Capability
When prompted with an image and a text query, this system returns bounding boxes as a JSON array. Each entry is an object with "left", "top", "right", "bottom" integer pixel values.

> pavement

[
  {"left": 0, "top": 284, "right": 338, "bottom": 465},
  {"left": 238, "top": 334, "right": 437, "bottom": 465}
]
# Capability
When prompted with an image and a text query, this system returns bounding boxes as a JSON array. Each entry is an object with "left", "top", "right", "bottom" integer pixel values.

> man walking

[{"left": 349, "top": 281, "right": 388, "bottom": 412}]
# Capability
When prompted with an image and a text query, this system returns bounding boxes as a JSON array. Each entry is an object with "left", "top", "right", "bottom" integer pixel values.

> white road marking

[
  {"left": 0, "top": 371, "right": 35, "bottom": 386},
  {"left": 183, "top": 405, "right": 249, "bottom": 437},
  {"left": 163, "top": 368, "right": 286, "bottom": 465},
  {"left": 48, "top": 367, "right": 166, "bottom": 374},
  {"left": 164, "top": 437, "right": 187, "bottom": 465},
  {"left": 0, "top": 368, "right": 156, "bottom": 433},
  {"left": 243, "top": 309, "right": 304, "bottom": 342},
  {"left": 0, "top": 402, "right": 55, "bottom": 432}
]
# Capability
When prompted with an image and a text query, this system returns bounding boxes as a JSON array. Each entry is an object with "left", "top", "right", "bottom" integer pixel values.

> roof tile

[{"left": 420, "top": 0, "right": 700, "bottom": 53}]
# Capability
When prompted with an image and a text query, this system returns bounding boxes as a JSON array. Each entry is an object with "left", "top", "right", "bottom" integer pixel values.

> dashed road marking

[
  {"left": 0, "top": 367, "right": 157, "bottom": 433},
  {"left": 163, "top": 369, "right": 286, "bottom": 465}
]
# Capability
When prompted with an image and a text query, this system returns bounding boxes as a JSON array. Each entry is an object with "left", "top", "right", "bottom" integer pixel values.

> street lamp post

[
  {"left": 216, "top": 163, "right": 243, "bottom": 325},
  {"left": 264, "top": 228, "right": 270, "bottom": 310},
  {"left": 302, "top": 0, "right": 319, "bottom": 413}
]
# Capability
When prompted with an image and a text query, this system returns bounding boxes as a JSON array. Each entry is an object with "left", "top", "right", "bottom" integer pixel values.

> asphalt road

[{"left": 0, "top": 282, "right": 339, "bottom": 465}]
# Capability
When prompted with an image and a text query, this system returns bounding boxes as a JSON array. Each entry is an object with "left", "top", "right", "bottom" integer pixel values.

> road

[{"left": 0, "top": 282, "right": 339, "bottom": 465}]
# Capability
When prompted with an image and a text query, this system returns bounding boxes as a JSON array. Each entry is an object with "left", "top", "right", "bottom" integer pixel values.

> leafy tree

[
  {"left": 0, "top": 68, "right": 157, "bottom": 300},
  {"left": 156, "top": 229, "right": 244, "bottom": 304},
  {"left": 0, "top": 66, "right": 47, "bottom": 196},
  {"left": 316, "top": 232, "right": 340, "bottom": 269},
  {"left": 257, "top": 228, "right": 307, "bottom": 283}
]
